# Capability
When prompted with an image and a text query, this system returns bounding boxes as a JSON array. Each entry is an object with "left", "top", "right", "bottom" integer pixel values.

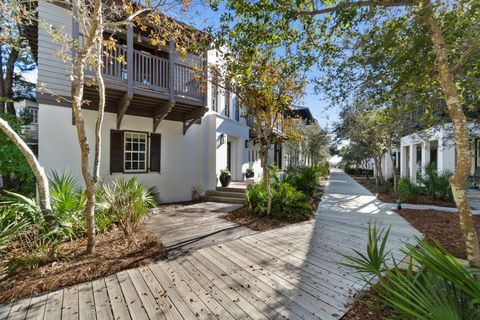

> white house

[{"left": 398, "top": 123, "right": 480, "bottom": 182}]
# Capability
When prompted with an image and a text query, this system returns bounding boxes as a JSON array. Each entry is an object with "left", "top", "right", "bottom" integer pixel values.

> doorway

[{"left": 227, "top": 141, "right": 232, "bottom": 172}]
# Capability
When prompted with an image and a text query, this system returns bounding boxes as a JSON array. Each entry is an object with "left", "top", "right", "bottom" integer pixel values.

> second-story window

[
  {"left": 225, "top": 91, "right": 230, "bottom": 117},
  {"left": 212, "top": 83, "right": 218, "bottom": 112},
  {"left": 234, "top": 97, "right": 240, "bottom": 121},
  {"left": 29, "top": 107, "right": 38, "bottom": 124}
]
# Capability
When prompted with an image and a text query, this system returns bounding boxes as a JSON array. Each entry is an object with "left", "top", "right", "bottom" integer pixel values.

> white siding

[
  {"left": 37, "top": 1, "right": 72, "bottom": 97},
  {"left": 38, "top": 104, "right": 204, "bottom": 203}
]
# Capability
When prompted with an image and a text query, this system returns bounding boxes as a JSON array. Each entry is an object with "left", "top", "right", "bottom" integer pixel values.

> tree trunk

[
  {"left": 70, "top": 0, "right": 102, "bottom": 254},
  {"left": 387, "top": 146, "right": 398, "bottom": 196},
  {"left": 0, "top": 117, "right": 55, "bottom": 225},
  {"left": 422, "top": 8, "right": 480, "bottom": 267},
  {"left": 0, "top": 44, "right": 5, "bottom": 114},
  {"left": 4, "top": 47, "right": 19, "bottom": 115}
]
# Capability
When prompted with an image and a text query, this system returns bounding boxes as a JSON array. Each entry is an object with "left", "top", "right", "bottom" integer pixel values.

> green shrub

[
  {"left": 246, "top": 182, "right": 268, "bottom": 215},
  {"left": 0, "top": 205, "right": 29, "bottom": 249},
  {"left": 98, "top": 177, "right": 156, "bottom": 236},
  {"left": 397, "top": 178, "right": 419, "bottom": 201},
  {"left": 342, "top": 223, "right": 480, "bottom": 319},
  {"left": 272, "top": 181, "right": 312, "bottom": 222},
  {"left": 418, "top": 163, "right": 453, "bottom": 201},
  {"left": 246, "top": 180, "right": 313, "bottom": 222},
  {"left": 283, "top": 166, "right": 322, "bottom": 197}
]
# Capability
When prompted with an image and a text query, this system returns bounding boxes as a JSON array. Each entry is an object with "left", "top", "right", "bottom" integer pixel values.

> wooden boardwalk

[{"left": 0, "top": 171, "right": 421, "bottom": 320}]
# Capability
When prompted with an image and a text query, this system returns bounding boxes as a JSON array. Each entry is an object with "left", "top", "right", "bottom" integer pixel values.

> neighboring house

[
  {"left": 399, "top": 123, "right": 480, "bottom": 182},
  {"left": 283, "top": 107, "right": 317, "bottom": 169},
  {"left": 14, "top": 99, "right": 39, "bottom": 154},
  {"left": 377, "top": 149, "right": 400, "bottom": 179},
  {"left": 201, "top": 50, "right": 250, "bottom": 191}
]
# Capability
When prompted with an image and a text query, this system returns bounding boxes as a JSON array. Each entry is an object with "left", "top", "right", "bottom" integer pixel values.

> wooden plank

[
  {"left": 7, "top": 297, "right": 31, "bottom": 320},
  {"left": 177, "top": 258, "right": 252, "bottom": 320},
  {"left": 188, "top": 252, "right": 283, "bottom": 319},
  {"left": 78, "top": 282, "right": 95, "bottom": 320},
  {"left": 198, "top": 247, "right": 319, "bottom": 320},
  {"left": 138, "top": 266, "right": 183, "bottom": 320},
  {"left": 44, "top": 290, "right": 63, "bottom": 320},
  {"left": 92, "top": 279, "right": 114, "bottom": 320},
  {"left": 169, "top": 261, "right": 235, "bottom": 320},
  {"left": 127, "top": 269, "right": 166, "bottom": 319},
  {"left": 147, "top": 263, "right": 203, "bottom": 319},
  {"left": 117, "top": 271, "right": 148, "bottom": 320},
  {"left": 61, "top": 285, "right": 79, "bottom": 320},
  {"left": 105, "top": 275, "right": 131, "bottom": 320},
  {"left": 25, "top": 293, "right": 48, "bottom": 320}
]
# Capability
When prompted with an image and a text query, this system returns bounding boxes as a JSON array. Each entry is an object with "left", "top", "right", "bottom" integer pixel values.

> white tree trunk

[{"left": 0, "top": 117, "right": 55, "bottom": 225}]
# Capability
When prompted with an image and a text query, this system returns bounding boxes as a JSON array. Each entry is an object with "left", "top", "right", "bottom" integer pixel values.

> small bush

[
  {"left": 397, "top": 178, "right": 419, "bottom": 201},
  {"left": 272, "top": 182, "right": 312, "bottom": 222},
  {"left": 98, "top": 177, "right": 156, "bottom": 236},
  {"left": 246, "top": 180, "right": 312, "bottom": 222},
  {"left": 418, "top": 163, "right": 453, "bottom": 201},
  {"left": 283, "top": 166, "right": 322, "bottom": 197},
  {"left": 246, "top": 183, "right": 268, "bottom": 215}
]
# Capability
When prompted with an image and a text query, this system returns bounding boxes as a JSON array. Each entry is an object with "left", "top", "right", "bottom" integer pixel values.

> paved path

[
  {"left": 0, "top": 170, "right": 421, "bottom": 320},
  {"left": 146, "top": 202, "right": 257, "bottom": 258}
]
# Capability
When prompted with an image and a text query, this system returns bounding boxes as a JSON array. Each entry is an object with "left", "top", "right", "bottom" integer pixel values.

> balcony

[{"left": 81, "top": 28, "right": 207, "bottom": 133}]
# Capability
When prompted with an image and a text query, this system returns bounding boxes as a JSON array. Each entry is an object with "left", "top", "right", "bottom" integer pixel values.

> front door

[{"left": 227, "top": 142, "right": 232, "bottom": 172}]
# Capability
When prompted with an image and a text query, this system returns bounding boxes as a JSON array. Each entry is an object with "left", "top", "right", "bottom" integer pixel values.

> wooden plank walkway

[
  {"left": 0, "top": 171, "right": 422, "bottom": 319},
  {"left": 145, "top": 202, "right": 257, "bottom": 258}
]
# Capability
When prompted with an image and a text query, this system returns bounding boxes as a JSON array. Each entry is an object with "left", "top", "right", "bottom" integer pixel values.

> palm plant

[
  {"left": 341, "top": 223, "right": 480, "bottom": 319},
  {"left": 418, "top": 163, "right": 453, "bottom": 201},
  {"left": 98, "top": 177, "right": 155, "bottom": 236},
  {"left": 0, "top": 205, "right": 29, "bottom": 249}
]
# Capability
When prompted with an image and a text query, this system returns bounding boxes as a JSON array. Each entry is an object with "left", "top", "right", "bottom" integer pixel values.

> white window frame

[
  {"left": 29, "top": 107, "right": 38, "bottom": 124},
  {"left": 124, "top": 131, "right": 148, "bottom": 173}
]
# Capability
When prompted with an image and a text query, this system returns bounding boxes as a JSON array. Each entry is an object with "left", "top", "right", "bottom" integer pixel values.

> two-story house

[{"left": 28, "top": 1, "right": 253, "bottom": 202}]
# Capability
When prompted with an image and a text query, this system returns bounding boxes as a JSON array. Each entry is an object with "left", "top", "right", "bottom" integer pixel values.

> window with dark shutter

[
  {"left": 110, "top": 130, "right": 124, "bottom": 173},
  {"left": 150, "top": 133, "right": 161, "bottom": 173}
]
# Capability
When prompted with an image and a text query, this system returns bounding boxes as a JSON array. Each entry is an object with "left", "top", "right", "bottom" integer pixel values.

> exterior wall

[
  {"left": 400, "top": 123, "right": 480, "bottom": 182},
  {"left": 38, "top": 105, "right": 204, "bottom": 203},
  {"left": 202, "top": 49, "right": 249, "bottom": 189},
  {"left": 37, "top": 1, "right": 72, "bottom": 98}
]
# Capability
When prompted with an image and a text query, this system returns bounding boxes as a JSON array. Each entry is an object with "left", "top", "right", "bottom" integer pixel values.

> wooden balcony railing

[{"left": 85, "top": 42, "right": 205, "bottom": 101}]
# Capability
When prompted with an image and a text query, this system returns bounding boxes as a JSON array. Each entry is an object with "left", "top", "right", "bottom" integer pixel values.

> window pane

[
  {"left": 132, "top": 162, "right": 138, "bottom": 170},
  {"left": 132, "top": 153, "right": 138, "bottom": 161},
  {"left": 126, "top": 153, "right": 131, "bottom": 160},
  {"left": 139, "top": 162, "right": 145, "bottom": 170},
  {"left": 139, "top": 153, "right": 145, "bottom": 161},
  {"left": 125, "top": 162, "right": 131, "bottom": 170},
  {"left": 140, "top": 144, "right": 145, "bottom": 151},
  {"left": 133, "top": 143, "right": 138, "bottom": 151}
]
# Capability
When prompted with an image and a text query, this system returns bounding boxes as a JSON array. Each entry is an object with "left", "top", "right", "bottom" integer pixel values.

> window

[
  {"left": 212, "top": 83, "right": 218, "bottom": 112},
  {"left": 234, "top": 97, "right": 240, "bottom": 121},
  {"left": 29, "top": 107, "right": 38, "bottom": 124},
  {"left": 225, "top": 91, "right": 230, "bottom": 117},
  {"left": 124, "top": 132, "right": 147, "bottom": 172}
]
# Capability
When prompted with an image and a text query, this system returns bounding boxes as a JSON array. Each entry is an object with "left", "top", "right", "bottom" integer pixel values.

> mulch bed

[
  {"left": 397, "top": 208, "right": 480, "bottom": 260},
  {"left": 353, "top": 177, "right": 456, "bottom": 207},
  {"left": 343, "top": 283, "right": 397, "bottom": 320},
  {"left": 222, "top": 187, "right": 323, "bottom": 232},
  {"left": 0, "top": 227, "right": 166, "bottom": 303}
]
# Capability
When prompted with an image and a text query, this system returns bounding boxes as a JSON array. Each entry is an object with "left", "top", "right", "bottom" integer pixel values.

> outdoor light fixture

[
  {"left": 396, "top": 198, "right": 402, "bottom": 210},
  {"left": 219, "top": 133, "right": 226, "bottom": 145}
]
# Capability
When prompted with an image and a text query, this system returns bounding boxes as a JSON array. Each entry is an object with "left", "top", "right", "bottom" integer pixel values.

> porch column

[
  {"left": 409, "top": 143, "right": 416, "bottom": 182},
  {"left": 421, "top": 141, "right": 430, "bottom": 175}
]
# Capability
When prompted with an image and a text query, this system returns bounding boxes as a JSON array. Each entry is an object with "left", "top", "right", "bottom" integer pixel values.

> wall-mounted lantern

[
  {"left": 245, "top": 139, "right": 249, "bottom": 149},
  {"left": 219, "top": 133, "right": 226, "bottom": 145}
]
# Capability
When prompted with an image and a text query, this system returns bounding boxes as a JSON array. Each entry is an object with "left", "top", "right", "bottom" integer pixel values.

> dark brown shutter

[
  {"left": 110, "top": 130, "right": 124, "bottom": 173},
  {"left": 150, "top": 133, "right": 161, "bottom": 173}
]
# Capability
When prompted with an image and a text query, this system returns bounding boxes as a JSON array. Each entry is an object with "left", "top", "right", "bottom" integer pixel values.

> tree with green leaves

[{"left": 215, "top": 0, "right": 480, "bottom": 267}]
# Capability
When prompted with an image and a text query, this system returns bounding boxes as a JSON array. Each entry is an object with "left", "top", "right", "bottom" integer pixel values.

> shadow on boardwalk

[{"left": 0, "top": 170, "right": 421, "bottom": 320}]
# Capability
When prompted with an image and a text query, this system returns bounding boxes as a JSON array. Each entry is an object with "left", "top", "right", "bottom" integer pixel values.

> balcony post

[
  {"left": 116, "top": 24, "right": 134, "bottom": 129},
  {"left": 203, "top": 49, "right": 208, "bottom": 107},
  {"left": 169, "top": 40, "right": 176, "bottom": 104},
  {"left": 126, "top": 25, "right": 134, "bottom": 95}
]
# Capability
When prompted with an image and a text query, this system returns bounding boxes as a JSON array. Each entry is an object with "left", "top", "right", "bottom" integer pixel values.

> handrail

[{"left": 86, "top": 45, "right": 205, "bottom": 100}]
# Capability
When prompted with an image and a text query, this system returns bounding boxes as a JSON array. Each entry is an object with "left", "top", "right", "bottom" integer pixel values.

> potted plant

[
  {"left": 219, "top": 168, "right": 231, "bottom": 187},
  {"left": 245, "top": 168, "right": 254, "bottom": 178}
]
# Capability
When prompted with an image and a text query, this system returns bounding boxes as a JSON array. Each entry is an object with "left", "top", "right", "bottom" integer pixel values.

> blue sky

[{"left": 172, "top": 3, "right": 341, "bottom": 131}]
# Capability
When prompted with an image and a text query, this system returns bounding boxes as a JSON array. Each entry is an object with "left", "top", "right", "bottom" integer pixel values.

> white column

[
  {"left": 421, "top": 141, "right": 430, "bottom": 175},
  {"left": 409, "top": 143, "right": 416, "bottom": 181}
]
